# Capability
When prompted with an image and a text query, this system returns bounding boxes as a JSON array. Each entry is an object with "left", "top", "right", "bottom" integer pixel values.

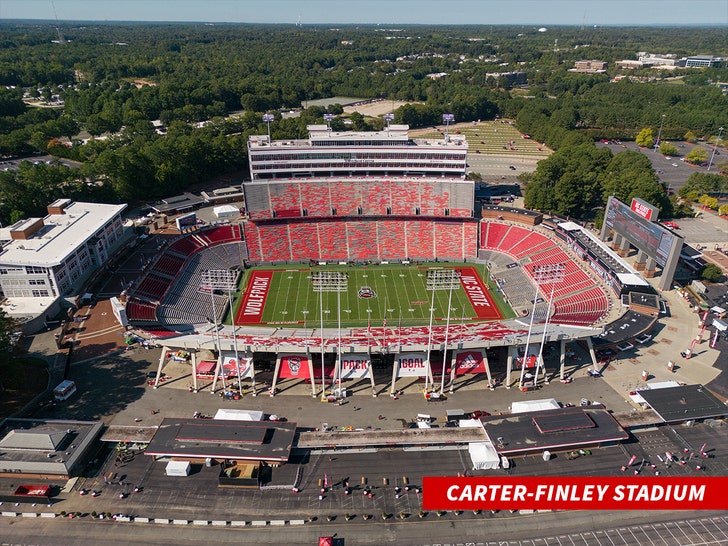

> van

[{"left": 53, "top": 380, "right": 77, "bottom": 401}]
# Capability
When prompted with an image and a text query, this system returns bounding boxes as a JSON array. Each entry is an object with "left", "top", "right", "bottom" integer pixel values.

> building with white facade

[
  {"left": 247, "top": 124, "right": 468, "bottom": 180},
  {"left": 0, "top": 199, "right": 127, "bottom": 305}
]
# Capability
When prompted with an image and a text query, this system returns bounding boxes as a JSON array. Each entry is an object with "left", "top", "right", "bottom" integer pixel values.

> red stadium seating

[
  {"left": 406, "top": 220, "right": 435, "bottom": 259},
  {"left": 242, "top": 222, "right": 263, "bottom": 262},
  {"left": 347, "top": 221, "right": 378, "bottom": 261},
  {"left": 378, "top": 220, "right": 406, "bottom": 260},
  {"left": 135, "top": 273, "right": 170, "bottom": 302},
  {"left": 289, "top": 222, "right": 321, "bottom": 261},
  {"left": 126, "top": 297, "right": 158, "bottom": 322},
  {"left": 317, "top": 220, "right": 348, "bottom": 260},
  {"left": 153, "top": 253, "right": 186, "bottom": 279},
  {"left": 168, "top": 236, "right": 205, "bottom": 257}
]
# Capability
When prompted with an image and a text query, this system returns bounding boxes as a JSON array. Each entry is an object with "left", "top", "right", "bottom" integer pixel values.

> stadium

[{"left": 120, "top": 122, "right": 665, "bottom": 397}]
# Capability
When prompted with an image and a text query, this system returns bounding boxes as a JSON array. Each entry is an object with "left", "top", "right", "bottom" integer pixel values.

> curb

[{"left": 0, "top": 511, "right": 310, "bottom": 526}]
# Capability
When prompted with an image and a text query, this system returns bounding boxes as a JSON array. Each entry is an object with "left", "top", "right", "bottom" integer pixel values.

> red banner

[
  {"left": 458, "top": 267, "right": 502, "bottom": 320},
  {"left": 278, "top": 355, "right": 310, "bottom": 379},
  {"left": 236, "top": 271, "right": 273, "bottom": 324},
  {"left": 422, "top": 476, "right": 728, "bottom": 511},
  {"left": 453, "top": 350, "right": 486, "bottom": 375}
]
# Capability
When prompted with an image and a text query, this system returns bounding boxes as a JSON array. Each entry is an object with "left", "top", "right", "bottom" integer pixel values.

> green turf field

[{"left": 232, "top": 263, "right": 515, "bottom": 327}]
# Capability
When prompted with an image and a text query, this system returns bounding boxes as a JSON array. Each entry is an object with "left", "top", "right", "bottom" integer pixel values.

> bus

[{"left": 53, "top": 380, "right": 77, "bottom": 401}]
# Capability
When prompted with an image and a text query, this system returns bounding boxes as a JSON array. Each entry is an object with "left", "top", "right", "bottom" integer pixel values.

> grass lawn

[{"left": 231, "top": 262, "right": 515, "bottom": 328}]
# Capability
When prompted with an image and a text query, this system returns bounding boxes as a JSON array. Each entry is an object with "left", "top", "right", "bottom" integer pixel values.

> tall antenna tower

[{"left": 50, "top": 0, "right": 66, "bottom": 45}]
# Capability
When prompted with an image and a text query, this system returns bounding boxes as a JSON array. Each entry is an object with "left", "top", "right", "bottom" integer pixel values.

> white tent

[
  {"left": 468, "top": 441, "right": 500, "bottom": 470},
  {"left": 511, "top": 398, "right": 560, "bottom": 414},
  {"left": 213, "top": 205, "right": 239, "bottom": 218},
  {"left": 213, "top": 408, "right": 264, "bottom": 421}
]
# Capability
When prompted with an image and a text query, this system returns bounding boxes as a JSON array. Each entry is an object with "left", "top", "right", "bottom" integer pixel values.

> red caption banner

[{"left": 422, "top": 476, "right": 728, "bottom": 511}]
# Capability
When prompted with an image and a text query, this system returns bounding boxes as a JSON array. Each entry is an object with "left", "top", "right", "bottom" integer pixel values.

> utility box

[
  {"left": 446, "top": 409, "right": 466, "bottom": 422},
  {"left": 165, "top": 460, "right": 191, "bottom": 476}
]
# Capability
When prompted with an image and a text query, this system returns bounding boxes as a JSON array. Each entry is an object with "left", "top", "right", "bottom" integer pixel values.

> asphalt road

[{"left": 3, "top": 510, "right": 727, "bottom": 546}]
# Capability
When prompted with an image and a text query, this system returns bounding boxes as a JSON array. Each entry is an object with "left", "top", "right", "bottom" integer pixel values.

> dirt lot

[{"left": 344, "top": 99, "right": 418, "bottom": 117}]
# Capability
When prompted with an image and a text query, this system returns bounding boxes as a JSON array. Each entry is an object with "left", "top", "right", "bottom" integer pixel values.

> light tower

[
  {"left": 262, "top": 113, "right": 274, "bottom": 142},
  {"left": 442, "top": 113, "right": 455, "bottom": 139},
  {"left": 707, "top": 127, "right": 724, "bottom": 172},
  {"left": 384, "top": 112, "right": 394, "bottom": 132},
  {"left": 324, "top": 113, "right": 335, "bottom": 130},
  {"left": 654, "top": 114, "right": 666, "bottom": 153}
]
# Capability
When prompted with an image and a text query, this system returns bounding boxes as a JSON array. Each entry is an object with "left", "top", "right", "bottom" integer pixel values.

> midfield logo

[{"left": 358, "top": 286, "right": 377, "bottom": 298}]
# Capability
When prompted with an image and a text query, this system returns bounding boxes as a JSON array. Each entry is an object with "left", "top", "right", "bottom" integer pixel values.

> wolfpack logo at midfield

[
  {"left": 358, "top": 286, "right": 377, "bottom": 298},
  {"left": 288, "top": 356, "right": 301, "bottom": 376}
]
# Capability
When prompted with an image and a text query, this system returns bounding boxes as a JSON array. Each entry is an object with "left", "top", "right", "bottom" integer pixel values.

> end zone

[
  {"left": 236, "top": 271, "right": 272, "bottom": 324},
  {"left": 458, "top": 266, "right": 502, "bottom": 320}
]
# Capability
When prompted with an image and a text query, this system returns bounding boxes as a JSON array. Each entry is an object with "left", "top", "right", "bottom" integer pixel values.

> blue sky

[{"left": 1, "top": 0, "right": 726, "bottom": 26}]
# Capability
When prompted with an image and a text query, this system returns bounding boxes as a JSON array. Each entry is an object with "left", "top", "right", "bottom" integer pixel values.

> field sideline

[{"left": 230, "top": 262, "right": 514, "bottom": 328}]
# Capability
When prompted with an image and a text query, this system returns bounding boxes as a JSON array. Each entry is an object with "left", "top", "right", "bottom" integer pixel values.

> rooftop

[
  {"left": 0, "top": 418, "right": 104, "bottom": 477},
  {"left": 248, "top": 125, "right": 467, "bottom": 150},
  {"left": 639, "top": 385, "right": 728, "bottom": 423},
  {"left": 144, "top": 418, "right": 297, "bottom": 463},
  {"left": 0, "top": 201, "right": 126, "bottom": 268},
  {"left": 480, "top": 406, "right": 629, "bottom": 455}
]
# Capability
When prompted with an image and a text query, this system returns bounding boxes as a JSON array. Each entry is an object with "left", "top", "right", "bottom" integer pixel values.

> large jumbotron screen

[
  {"left": 603, "top": 196, "right": 679, "bottom": 268},
  {"left": 233, "top": 264, "right": 507, "bottom": 327}
]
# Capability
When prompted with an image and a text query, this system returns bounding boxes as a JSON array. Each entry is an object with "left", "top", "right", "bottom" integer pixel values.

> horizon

[
  {"left": 1, "top": 0, "right": 727, "bottom": 27},
  {"left": 1, "top": 19, "right": 727, "bottom": 28}
]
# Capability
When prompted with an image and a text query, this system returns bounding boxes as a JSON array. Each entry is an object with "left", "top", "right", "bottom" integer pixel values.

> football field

[{"left": 233, "top": 263, "right": 513, "bottom": 327}]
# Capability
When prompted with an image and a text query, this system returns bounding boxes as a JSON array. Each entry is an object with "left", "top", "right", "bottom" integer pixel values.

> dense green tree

[
  {"left": 659, "top": 142, "right": 678, "bottom": 156},
  {"left": 701, "top": 263, "right": 723, "bottom": 282},
  {"left": 685, "top": 147, "right": 709, "bottom": 164},
  {"left": 635, "top": 128, "right": 654, "bottom": 148}
]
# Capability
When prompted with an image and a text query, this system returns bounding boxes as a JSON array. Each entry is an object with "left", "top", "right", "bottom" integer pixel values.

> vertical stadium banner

[
  {"left": 337, "top": 354, "right": 371, "bottom": 380},
  {"left": 277, "top": 354, "right": 312, "bottom": 379},
  {"left": 175, "top": 212, "right": 197, "bottom": 231},
  {"left": 453, "top": 350, "right": 487, "bottom": 375},
  {"left": 396, "top": 352, "right": 428, "bottom": 377},
  {"left": 221, "top": 353, "right": 254, "bottom": 378}
]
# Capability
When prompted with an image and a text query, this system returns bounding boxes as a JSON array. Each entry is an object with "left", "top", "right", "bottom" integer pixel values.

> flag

[{"left": 324, "top": 473, "right": 328, "bottom": 488}]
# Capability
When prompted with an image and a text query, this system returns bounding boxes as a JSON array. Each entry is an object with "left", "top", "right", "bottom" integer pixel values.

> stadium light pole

[
  {"left": 439, "top": 282, "right": 454, "bottom": 395},
  {"left": 319, "top": 280, "right": 326, "bottom": 399},
  {"left": 518, "top": 264, "right": 563, "bottom": 390},
  {"left": 227, "top": 284, "right": 243, "bottom": 395},
  {"left": 654, "top": 114, "right": 666, "bottom": 153},
  {"left": 202, "top": 269, "right": 239, "bottom": 394},
  {"left": 324, "top": 113, "right": 334, "bottom": 131},
  {"left": 424, "top": 286, "right": 436, "bottom": 394},
  {"left": 384, "top": 113, "right": 394, "bottom": 133},
  {"left": 707, "top": 127, "right": 724, "bottom": 172},
  {"left": 262, "top": 113, "right": 274, "bottom": 142},
  {"left": 442, "top": 113, "right": 455, "bottom": 139},
  {"left": 336, "top": 285, "right": 342, "bottom": 397},
  {"left": 533, "top": 263, "right": 565, "bottom": 388}
]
